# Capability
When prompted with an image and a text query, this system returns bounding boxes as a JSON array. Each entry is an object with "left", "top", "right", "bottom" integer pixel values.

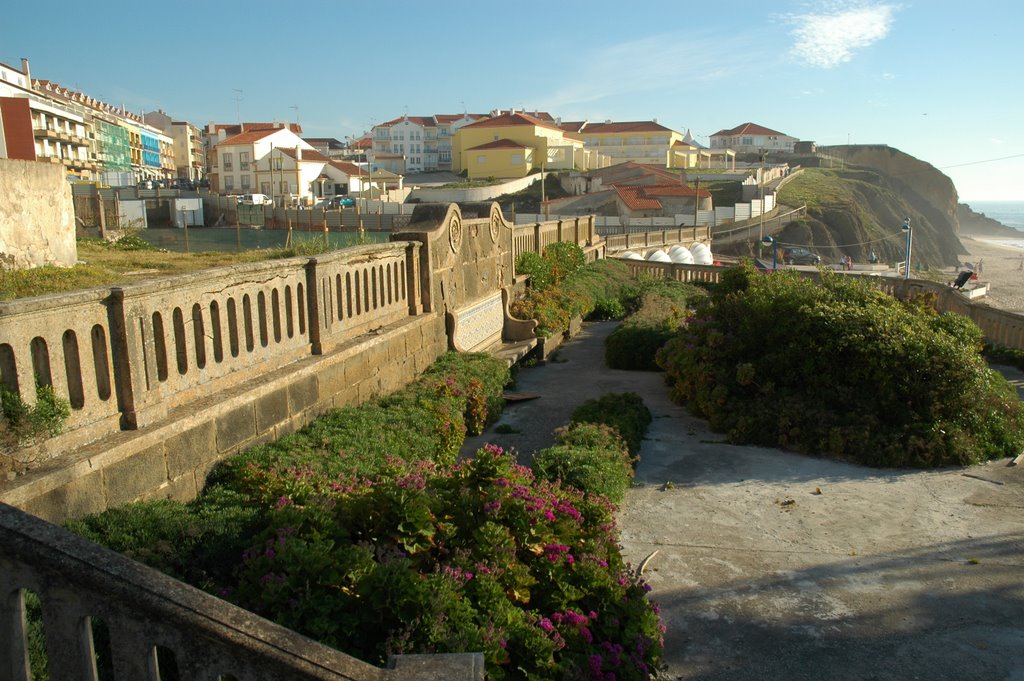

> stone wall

[
  {"left": 0, "top": 158, "right": 77, "bottom": 268},
  {"left": 0, "top": 204, "right": 601, "bottom": 522},
  {"left": 3, "top": 312, "right": 446, "bottom": 524}
]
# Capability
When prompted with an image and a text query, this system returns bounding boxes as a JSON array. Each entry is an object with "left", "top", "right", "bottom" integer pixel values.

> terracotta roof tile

[
  {"left": 711, "top": 122, "right": 788, "bottom": 138},
  {"left": 581, "top": 121, "right": 677, "bottom": 134},
  {"left": 328, "top": 160, "right": 366, "bottom": 176},
  {"left": 278, "top": 146, "right": 328, "bottom": 162},
  {"left": 468, "top": 138, "right": 529, "bottom": 151},
  {"left": 462, "top": 111, "right": 563, "bottom": 132},
  {"left": 216, "top": 128, "right": 288, "bottom": 146},
  {"left": 613, "top": 185, "right": 662, "bottom": 210}
]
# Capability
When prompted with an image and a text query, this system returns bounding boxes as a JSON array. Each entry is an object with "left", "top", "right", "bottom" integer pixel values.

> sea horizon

[{"left": 964, "top": 199, "right": 1024, "bottom": 232}]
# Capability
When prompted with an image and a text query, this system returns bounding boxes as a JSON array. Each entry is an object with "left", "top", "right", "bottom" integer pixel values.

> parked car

[
  {"left": 784, "top": 247, "right": 821, "bottom": 265},
  {"left": 316, "top": 196, "right": 355, "bottom": 209},
  {"left": 238, "top": 193, "right": 273, "bottom": 206}
]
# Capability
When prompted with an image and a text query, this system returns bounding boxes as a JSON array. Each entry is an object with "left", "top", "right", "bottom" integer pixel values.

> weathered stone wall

[
  {"left": 3, "top": 313, "right": 447, "bottom": 523},
  {"left": 0, "top": 158, "right": 77, "bottom": 268}
]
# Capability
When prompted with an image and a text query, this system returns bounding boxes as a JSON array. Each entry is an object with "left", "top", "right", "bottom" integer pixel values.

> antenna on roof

[
  {"left": 232, "top": 89, "right": 243, "bottom": 123},
  {"left": 290, "top": 105, "right": 299, "bottom": 125}
]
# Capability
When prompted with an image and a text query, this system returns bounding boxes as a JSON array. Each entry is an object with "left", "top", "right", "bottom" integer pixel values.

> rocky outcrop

[
  {"left": 957, "top": 203, "right": 1019, "bottom": 236},
  {"left": 734, "top": 145, "right": 970, "bottom": 268}
]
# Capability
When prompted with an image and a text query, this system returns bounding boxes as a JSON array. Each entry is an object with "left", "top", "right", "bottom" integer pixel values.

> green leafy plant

[
  {"left": 657, "top": 262, "right": 1024, "bottom": 467},
  {"left": 68, "top": 351, "right": 663, "bottom": 679},
  {"left": 532, "top": 423, "right": 636, "bottom": 504},
  {"left": 570, "top": 392, "right": 652, "bottom": 457},
  {"left": 1, "top": 384, "right": 71, "bottom": 456}
]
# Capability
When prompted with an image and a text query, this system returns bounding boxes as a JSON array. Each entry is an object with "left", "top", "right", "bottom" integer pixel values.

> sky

[{"left": 2, "top": 0, "right": 1022, "bottom": 202}]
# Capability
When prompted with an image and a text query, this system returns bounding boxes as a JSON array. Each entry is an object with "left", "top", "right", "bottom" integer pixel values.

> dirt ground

[{"left": 464, "top": 322, "right": 1024, "bottom": 681}]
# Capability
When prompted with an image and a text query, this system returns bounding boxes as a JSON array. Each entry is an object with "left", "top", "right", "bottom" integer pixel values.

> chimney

[
  {"left": 20, "top": 58, "right": 30, "bottom": 82},
  {"left": 296, "top": 146, "right": 302, "bottom": 161}
]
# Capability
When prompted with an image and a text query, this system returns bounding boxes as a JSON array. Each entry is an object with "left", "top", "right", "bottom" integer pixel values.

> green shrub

[
  {"left": 532, "top": 423, "right": 635, "bottom": 504},
  {"left": 657, "top": 262, "right": 1024, "bottom": 467},
  {"left": 66, "top": 487, "right": 264, "bottom": 590},
  {"left": 605, "top": 283, "right": 704, "bottom": 371},
  {"left": 1, "top": 384, "right": 71, "bottom": 460},
  {"left": 571, "top": 392, "right": 652, "bottom": 457},
  {"left": 983, "top": 343, "right": 1024, "bottom": 372},
  {"left": 67, "top": 349, "right": 663, "bottom": 679}
]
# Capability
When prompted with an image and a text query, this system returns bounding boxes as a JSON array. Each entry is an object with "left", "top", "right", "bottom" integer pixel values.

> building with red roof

[
  {"left": 369, "top": 113, "right": 486, "bottom": 173},
  {"left": 709, "top": 122, "right": 798, "bottom": 154}
]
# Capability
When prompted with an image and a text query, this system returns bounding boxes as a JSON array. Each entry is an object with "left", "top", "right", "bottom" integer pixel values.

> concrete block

[
  {"left": 317, "top": 362, "right": 349, "bottom": 399},
  {"left": 141, "top": 472, "right": 198, "bottom": 503},
  {"left": 165, "top": 422, "right": 217, "bottom": 479},
  {"left": 255, "top": 388, "right": 289, "bottom": 433},
  {"left": 288, "top": 375, "right": 319, "bottom": 413},
  {"left": 104, "top": 444, "right": 168, "bottom": 508},
  {"left": 23, "top": 470, "right": 105, "bottom": 523},
  {"left": 216, "top": 404, "right": 257, "bottom": 453}
]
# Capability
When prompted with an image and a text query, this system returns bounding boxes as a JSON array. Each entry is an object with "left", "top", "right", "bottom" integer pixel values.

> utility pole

[
  {"left": 693, "top": 177, "right": 700, "bottom": 227},
  {"left": 758, "top": 150, "right": 766, "bottom": 242}
]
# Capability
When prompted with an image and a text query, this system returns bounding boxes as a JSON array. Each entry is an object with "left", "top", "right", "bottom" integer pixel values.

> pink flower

[{"left": 539, "top": 617, "right": 554, "bottom": 632}]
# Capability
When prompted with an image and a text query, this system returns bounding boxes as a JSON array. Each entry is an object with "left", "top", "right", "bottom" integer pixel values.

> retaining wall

[{"left": 0, "top": 158, "right": 77, "bottom": 268}]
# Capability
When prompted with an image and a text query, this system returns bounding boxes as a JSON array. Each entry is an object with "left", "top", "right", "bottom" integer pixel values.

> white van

[{"left": 238, "top": 193, "right": 273, "bottom": 206}]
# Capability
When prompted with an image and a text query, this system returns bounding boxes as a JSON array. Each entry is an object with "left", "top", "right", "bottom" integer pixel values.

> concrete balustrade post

[{"left": 304, "top": 257, "right": 324, "bottom": 355}]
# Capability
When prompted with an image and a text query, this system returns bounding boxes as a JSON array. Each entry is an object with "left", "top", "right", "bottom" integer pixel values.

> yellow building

[
  {"left": 452, "top": 112, "right": 593, "bottom": 179},
  {"left": 564, "top": 120, "right": 683, "bottom": 167}
]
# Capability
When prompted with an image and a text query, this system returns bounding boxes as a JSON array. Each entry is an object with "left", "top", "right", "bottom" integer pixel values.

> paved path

[{"left": 465, "top": 322, "right": 1024, "bottom": 681}]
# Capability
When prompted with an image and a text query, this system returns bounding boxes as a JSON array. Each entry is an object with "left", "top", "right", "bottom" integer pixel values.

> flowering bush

[
  {"left": 227, "top": 445, "right": 663, "bottom": 679},
  {"left": 68, "top": 352, "right": 663, "bottom": 679}
]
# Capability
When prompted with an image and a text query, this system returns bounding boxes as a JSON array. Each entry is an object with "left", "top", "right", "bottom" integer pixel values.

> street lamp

[
  {"left": 761, "top": 234, "right": 777, "bottom": 271},
  {"left": 901, "top": 217, "right": 912, "bottom": 279}
]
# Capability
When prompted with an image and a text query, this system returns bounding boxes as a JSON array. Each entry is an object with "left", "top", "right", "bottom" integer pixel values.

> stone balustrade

[{"left": 0, "top": 501, "right": 482, "bottom": 681}]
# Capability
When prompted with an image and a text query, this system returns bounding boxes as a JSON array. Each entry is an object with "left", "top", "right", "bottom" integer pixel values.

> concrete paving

[{"left": 463, "top": 321, "right": 1024, "bottom": 681}]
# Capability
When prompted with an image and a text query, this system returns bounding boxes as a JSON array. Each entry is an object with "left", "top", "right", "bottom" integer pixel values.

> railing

[
  {"left": 1, "top": 204, "right": 603, "bottom": 460},
  {"left": 0, "top": 501, "right": 482, "bottom": 681},
  {"left": 604, "top": 226, "right": 712, "bottom": 253},
  {"left": 0, "top": 242, "right": 427, "bottom": 445}
]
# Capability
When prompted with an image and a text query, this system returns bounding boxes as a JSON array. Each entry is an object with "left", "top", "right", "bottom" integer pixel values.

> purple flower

[{"left": 539, "top": 617, "right": 554, "bottom": 632}]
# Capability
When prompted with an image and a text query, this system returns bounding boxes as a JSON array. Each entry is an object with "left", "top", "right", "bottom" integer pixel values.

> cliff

[{"left": 765, "top": 145, "right": 968, "bottom": 268}]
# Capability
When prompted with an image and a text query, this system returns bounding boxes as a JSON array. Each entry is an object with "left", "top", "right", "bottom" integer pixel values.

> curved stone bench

[{"left": 445, "top": 288, "right": 537, "bottom": 364}]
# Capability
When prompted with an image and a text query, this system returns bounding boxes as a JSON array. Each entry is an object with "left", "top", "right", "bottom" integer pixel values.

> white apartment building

[{"left": 369, "top": 113, "right": 485, "bottom": 172}]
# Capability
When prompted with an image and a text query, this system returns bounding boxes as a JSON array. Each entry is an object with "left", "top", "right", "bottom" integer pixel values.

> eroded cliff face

[{"left": 748, "top": 145, "right": 967, "bottom": 268}]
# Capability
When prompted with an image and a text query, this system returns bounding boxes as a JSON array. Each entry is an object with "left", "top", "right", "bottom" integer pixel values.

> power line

[{"left": 936, "top": 153, "right": 1024, "bottom": 170}]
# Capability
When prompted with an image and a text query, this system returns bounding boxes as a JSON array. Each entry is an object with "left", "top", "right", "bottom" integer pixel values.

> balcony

[{"left": 33, "top": 126, "right": 60, "bottom": 140}]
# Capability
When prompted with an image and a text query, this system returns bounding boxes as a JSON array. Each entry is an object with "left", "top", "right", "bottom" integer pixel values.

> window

[
  {"left": 272, "top": 157, "right": 282, "bottom": 171},
  {"left": 224, "top": 176, "right": 234, "bottom": 190},
  {"left": 477, "top": 155, "right": 486, "bottom": 164},
  {"left": 240, "top": 151, "right": 250, "bottom": 170},
  {"left": 741, "top": 137, "right": 753, "bottom": 146},
  {"left": 222, "top": 152, "right": 233, "bottom": 171},
  {"left": 511, "top": 154, "right": 523, "bottom": 165},
  {"left": 279, "top": 181, "right": 290, "bottom": 194},
  {"left": 241, "top": 175, "right": 251, "bottom": 189}
]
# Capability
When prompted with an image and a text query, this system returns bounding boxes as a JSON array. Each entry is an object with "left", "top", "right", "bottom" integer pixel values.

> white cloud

[
  {"left": 789, "top": 3, "right": 896, "bottom": 68},
  {"left": 538, "top": 32, "right": 760, "bottom": 112}
]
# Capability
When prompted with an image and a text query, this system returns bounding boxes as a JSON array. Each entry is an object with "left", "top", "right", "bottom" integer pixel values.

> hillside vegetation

[{"left": 775, "top": 165, "right": 964, "bottom": 268}]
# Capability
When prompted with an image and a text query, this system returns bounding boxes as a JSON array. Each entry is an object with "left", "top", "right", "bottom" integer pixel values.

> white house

[
  {"left": 709, "top": 122, "right": 798, "bottom": 154},
  {"left": 212, "top": 127, "right": 313, "bottom": 198}
]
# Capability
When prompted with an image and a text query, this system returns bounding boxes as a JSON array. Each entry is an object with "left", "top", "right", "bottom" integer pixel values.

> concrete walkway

[{"left": 464, "top": 322, "right": 1024, "bottom": 681}]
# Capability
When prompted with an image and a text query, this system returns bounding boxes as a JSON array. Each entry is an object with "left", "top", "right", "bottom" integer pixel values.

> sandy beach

[{"left": 957, "top": 233, "right": 1024, "bottom": 314}]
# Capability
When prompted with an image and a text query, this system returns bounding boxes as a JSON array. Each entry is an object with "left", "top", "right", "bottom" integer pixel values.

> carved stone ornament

[
  {"left": 489, "top": 211, "right": 501, "bottom": 243},
  {"left": 448, "top": 215, "right": 463, "bottom": 253}
]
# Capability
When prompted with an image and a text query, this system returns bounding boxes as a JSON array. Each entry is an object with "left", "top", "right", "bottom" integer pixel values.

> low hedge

[
  {"left": 571, "top": 392, "right": 652, "bottom": 457},
  {"left": 532, "top": 423, "right": 635, "bottom": 504},
  {"left": 605, "top": 282, "right": 705, "bottom": 371}
]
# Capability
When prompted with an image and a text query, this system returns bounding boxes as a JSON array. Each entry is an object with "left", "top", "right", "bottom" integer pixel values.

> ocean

[{"left": 966, "top": 200, "right": 1024, "bottom": 232}]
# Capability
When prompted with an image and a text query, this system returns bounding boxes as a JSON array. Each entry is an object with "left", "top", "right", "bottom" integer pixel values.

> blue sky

[{"left": 3, "top": 0, "right": 1022, "bottom": 201}]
